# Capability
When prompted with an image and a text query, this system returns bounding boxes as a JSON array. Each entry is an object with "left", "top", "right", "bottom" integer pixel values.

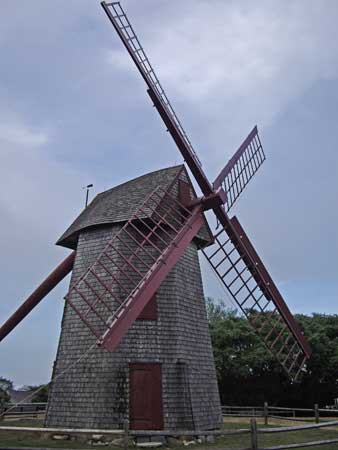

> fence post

[
  {"left": 250, "top": 418, "right": 258, "bottom": 450},
  {"left": 123, "top": 419, "right": 129, "bottom": 450},
  {"left": 264, "top": 402, "right": 268, "bottom": 425},
  {"left": 0, "top": 400, "right": 5, "bottom": 421},
  {"left": 314, "top": 404, "right": 319, "bottom": 423}
]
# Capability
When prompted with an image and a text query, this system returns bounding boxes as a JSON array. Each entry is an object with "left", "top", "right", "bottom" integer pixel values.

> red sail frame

[
  {"left": 202, "top": 211, "right": 311, "bottom": 381},
  {"left": 100, "top": 0, "right": 311, "bottom": 378},
  {"left": 213, "top": 126, "right": 265, "bottom": 211},
  {"left": 101, "top": 1, "right": 213, "bottom": 197},
  {"left": 63, "top": 184, "right": 203, "bottom": 352}
]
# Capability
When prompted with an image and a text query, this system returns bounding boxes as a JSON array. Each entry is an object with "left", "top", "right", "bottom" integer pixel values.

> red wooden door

[{"left": 129, "top": 363, "right": 163, "bottom": 430}]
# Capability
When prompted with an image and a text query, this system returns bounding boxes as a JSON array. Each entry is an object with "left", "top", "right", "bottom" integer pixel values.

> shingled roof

[{"left": 57, "top": 165, "right": 213, "bottom": 249}]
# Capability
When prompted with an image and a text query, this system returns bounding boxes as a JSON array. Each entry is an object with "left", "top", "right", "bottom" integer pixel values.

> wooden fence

[
  {"left": 4, "top": 402, "right": 338, "bottom": 422},
  {"left": 2, "top": 403, "right": 338, "bottom": 449},
  {"left": 1, "top": 418, "right": 338, "bottom": 450},
  {"left": 249, "top": 418, "right": 338, "bottom": 450},
  {"left": 222, "top": 403, "right": 338, "bottom": 424},
  {"left": 0, "top": 402, "right": 46, "bottom": 420}
]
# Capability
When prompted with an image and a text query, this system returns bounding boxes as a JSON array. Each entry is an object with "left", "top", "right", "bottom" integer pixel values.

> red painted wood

[
  {"left": 99, "top": 207, "right": 203, "bottom": 351},
  {"left": 179, "top": 179, "right": 192, "bottom": 207},
  {"left": 137, "top": 293, "right": 158, "bottom": 321},
  {"left": 213, "top": 126, "right": 258, "bottom": 189},
  {"left": 230, "top": 215, "right": 311, "bottom": 357},
  {"left": 147, "top": 89, "right": 213, "bottom": 197},
  {"left": 0, "top": 251, "right": 75, "bottom": 342},
  {"left": 129, "top": 363, "right": 163, "bottom": 430},
  {"left": 101, "top": 2, "right": 213, "bottom": 197},
  {"left": 211, "top": 204, "right": 311, "bottom": 359}
]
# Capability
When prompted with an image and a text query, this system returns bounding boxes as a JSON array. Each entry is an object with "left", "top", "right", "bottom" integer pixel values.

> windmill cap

[{"left": 56, "top": 165, "right": 213, "bottom": 250}]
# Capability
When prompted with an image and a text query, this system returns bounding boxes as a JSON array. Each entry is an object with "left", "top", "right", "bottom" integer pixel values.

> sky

[{"left": 0, "top": 0, "right": 337, "bottom": 387}]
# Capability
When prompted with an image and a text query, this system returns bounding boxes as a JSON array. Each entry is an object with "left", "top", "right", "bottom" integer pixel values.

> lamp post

[{"left": 83, "top": 184, "right": 93, "bottom": 208}]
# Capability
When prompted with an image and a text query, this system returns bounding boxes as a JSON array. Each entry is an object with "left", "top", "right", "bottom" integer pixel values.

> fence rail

[
  {"left": 1, "top": 403, "right": 338, "bottom": 449},
  {"left": 251, "top": 419, "right": 338, "bottom": 450},
  {"left": 1, "top": 418, "right": 338, "bottom": 450},
  {"left": 1, "top": 402, "right": 46, "bottom": 419},
  {"left": 4, "top": 403, "right": 337, "bottom": 420},
  {"left": 222, "top": 403, "right": 338, "bottom": 424}
]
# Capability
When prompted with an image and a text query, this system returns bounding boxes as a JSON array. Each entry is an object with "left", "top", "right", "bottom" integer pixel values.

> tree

[
  {"left": 0, "top": 377, "right": 12, "bottom": 413},
  {"left": 206, "top": 298, "right": 285, "bottom": 405},
  {"left": 22, "top": 385, "right": 49, "bottom": 403},
  {"left": 206, "top": 298, "right": 338, "bottom": 407},
  {"left": 293, "top": 313, "right": 338, "bottom": 406},
  {"left": 0, "top": 377, "right": 13, "bottom": 393}
]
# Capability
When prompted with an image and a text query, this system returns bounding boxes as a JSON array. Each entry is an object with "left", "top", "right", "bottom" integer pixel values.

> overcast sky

[{"left": 0, "top": 0, "right": 337, "bottom": 387}]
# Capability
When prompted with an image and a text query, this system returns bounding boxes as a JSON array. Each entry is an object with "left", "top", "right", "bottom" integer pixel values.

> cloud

[
  {"left": 0, "top": 122, "right": 48, "bottom": 147},
  {"left": 0, "top": 113, "right": 96, "bottom": 385},
  {"left": 0, "top": 0, "right": 337, "bottom": 385},
  {"left": 106, "top": 0, "right": 338, "bottom": 160},
  {"left": 0, "top": 112, "right": 96, "bottom": 321},
  {"left": 0, "top": 117, "right": 87, "bottom": 239}
]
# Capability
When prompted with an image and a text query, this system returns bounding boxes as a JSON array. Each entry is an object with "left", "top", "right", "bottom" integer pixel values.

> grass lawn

[
  {"left": 0, "top": 419, "right": 95, "bottom": 449},
  {"left": 219, "top": 419, "right": 338, "bottom": 449},
  {"left": 0, "top": 418, "right": 337, "bottom": 449}
]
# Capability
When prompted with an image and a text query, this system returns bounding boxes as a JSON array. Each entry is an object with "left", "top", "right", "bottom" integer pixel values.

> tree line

[
  {"left": 1, "top": 299, "right": 337, "bottom": 409},
  {"left": 0, "top": 377, "right": 48, "bottom": 410},
  {"left": 207, "top": 298, "right": 338, "bottom": 407}
]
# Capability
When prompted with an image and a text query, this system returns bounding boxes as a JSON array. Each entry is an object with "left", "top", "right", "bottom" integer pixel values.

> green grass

[
  {"left": 1, "top": 418, "right": 45, "bottom": 428},
  {"left": 0, "top": 419, "right": 94, "bottom": 449},
  {"left": 0, "top": 432, "right": 94, "bottom": 449},
  {"left": 216, "top": 420, "right": 338, "bottom": 450},
  {"left": 0, "top": 418, "right": 337, "bottom": 449}
]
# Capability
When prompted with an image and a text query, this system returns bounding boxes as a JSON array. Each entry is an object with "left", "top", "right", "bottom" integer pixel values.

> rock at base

[
  {"left": 52, "top": 434, "right": 70, "bottom": 440},
  {"left": 136, "top": 442, "right": 163, "bottom": 448}
]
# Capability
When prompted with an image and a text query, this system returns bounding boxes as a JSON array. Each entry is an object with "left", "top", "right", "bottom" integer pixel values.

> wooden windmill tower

[{"left": 0, "top": 1, "right": 311, "bottom": 432}]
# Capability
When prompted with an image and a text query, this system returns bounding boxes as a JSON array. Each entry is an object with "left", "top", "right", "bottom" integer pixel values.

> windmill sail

[
  {"left": 101, "top": 1, "right": 200, "bottom": 166},
  {"left": 202, "top": 214, "right": 311, "bottom": 381},
  {"left": 100, "top": 0, "right": 311, "bottom": 379},
  {"left": 213, "top": 126, "right": 265, "bottom": 211},
  {"left": 101, "top": 2, "right": 263, "bottom": 210},
  {"left": 101, "top": 1, "right": 213, "bottom": 196},
  {"left": 0, "top": 252, "right": 75, "bottom": 342},
  {"left": 64, "top": 184, "right": 203, "bottom": 352}
]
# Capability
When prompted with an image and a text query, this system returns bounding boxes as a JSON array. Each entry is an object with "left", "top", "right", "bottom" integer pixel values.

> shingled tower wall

[{"left": 45, "top": 166, "right": 222, "bottom": 430}]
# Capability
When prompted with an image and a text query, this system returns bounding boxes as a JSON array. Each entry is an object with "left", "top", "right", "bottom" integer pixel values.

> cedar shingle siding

[
  {"left": 45, "top": 167, "right": 222, "bottom": 430},
  {"left": 57, "top": 165, "right": 212, "bottom": 249}
]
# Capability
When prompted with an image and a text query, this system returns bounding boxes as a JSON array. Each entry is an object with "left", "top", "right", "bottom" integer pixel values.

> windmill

[{"left": 0, "top": 1, "right": 311, "bottom": 432}]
